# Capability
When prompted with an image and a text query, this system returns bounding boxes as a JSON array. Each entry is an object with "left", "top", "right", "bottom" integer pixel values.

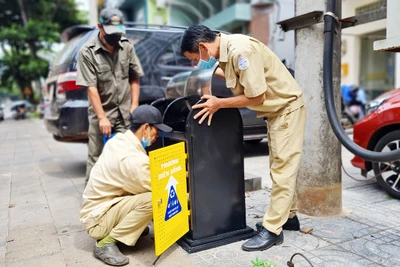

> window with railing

[{"left": 355, "top": 0, "right": 386, "bottom": 15}]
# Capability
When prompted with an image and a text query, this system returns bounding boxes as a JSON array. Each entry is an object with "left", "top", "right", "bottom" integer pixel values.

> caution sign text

[{"left": 149, "top": 142, "right": 189, "bottom": 256}]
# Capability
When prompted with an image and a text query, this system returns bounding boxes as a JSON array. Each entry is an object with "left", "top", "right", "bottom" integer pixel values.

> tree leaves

[{"left": 0, "top": 0, "right": 88, "bottom": 100}]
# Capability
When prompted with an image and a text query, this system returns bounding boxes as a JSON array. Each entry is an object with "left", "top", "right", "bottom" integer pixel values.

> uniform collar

[
  {"left": 219, "top": 33, "right": 229, "bottom": 63},
  {"left": 124, "top": 130, "right": 146, "bottom": 154},
  {"left": 94, "top": 34, "right": 124, "bottom": 52}
]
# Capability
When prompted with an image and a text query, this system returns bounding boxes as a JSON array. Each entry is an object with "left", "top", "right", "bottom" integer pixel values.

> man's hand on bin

[
  {"left": 193, "top": 95, "right": 221, "bottom": 126},
  {"left": 99, "top": 117, "right": 112, "bottom": 137}
]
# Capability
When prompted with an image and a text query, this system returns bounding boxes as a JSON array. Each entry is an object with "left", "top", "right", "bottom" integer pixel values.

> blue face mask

[
  {"left": 197, "top": 46, "right": 217, "bottom": 70},
  {"left": 141, "top": 127, "right": 151, "bottom": 149}
]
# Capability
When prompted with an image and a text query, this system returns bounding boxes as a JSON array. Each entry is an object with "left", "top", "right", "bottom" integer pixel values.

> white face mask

[{"left": 141, "top": 127, "right": 151, "bottom": 148}]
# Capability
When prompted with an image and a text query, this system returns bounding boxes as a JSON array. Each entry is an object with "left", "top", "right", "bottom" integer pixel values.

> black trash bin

[{"left": 152, "top": 85, "right": 254, "bottom": 252}]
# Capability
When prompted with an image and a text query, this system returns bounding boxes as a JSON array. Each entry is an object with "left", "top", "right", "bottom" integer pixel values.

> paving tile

[
  {"left": 58, "top": 231, "right": 102, "bottom": 267},
  {"left": 51, "top": 207, "right": 83, "bottom": 235},
  {"left": 300, "top": 246, "right": 383, "bottom": 267},
  {"left": 37, "top": 162, "right": 64, "bottom": 174},
  {"left": 6, "top": 224, "right": 61, "bottom": 261},
  {"left": 339, "top": 228, "right": 400, "bottom": 267},
  {"left": 8, "top": 202, "right": 52, "bottom": 229},
  {"left": 6, "top": 252, "right": 65, "bottom": 267},
  {"left": 0, "top": 247, "right": 5, "bottom": 267},
  {"left": 299, "top": 217, "right": 381, "bottom": 244}
]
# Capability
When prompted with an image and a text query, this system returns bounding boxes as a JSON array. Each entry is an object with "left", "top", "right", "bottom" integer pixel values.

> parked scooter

[
  {"left": 11, "top": 103, "right": 27, "bottom": 120},
  {"left": 341, "top": 97, "right": 358, "bottom": 129}
]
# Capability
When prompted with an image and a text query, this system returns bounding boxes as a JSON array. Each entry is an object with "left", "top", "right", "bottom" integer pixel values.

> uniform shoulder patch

[{"left": 238, "top": 56, "right": 249, "bottom": 70}]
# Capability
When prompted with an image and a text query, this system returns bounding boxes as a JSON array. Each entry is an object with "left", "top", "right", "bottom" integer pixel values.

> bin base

[{"left": 177, "top": 227, "right": 255, "bottom": 253}]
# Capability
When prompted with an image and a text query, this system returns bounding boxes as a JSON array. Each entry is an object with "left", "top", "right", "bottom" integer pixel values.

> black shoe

[
  {"left": 242, "top": 227, "right": 283, "bottom": 252},
  {"left": 256, "top": 215, "right": 300, "bottom": 232},
  {"left": 140, "top": 226, "right": 150, "bottom": 237}
]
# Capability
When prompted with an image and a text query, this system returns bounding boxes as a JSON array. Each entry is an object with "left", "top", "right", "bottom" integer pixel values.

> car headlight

[{"left": 366, "top": 96, "right": 391, "bottom": 115}]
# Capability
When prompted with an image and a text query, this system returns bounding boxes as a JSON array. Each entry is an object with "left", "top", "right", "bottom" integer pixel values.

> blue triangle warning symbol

[{"left": 165, "top": 186, "right": 182, "bottom": 221}]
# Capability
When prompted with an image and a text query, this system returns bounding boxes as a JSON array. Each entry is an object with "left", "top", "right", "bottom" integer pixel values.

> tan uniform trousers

[
  {"left": 86, "top": 114, "right": 127, "bottom": 184},
  {"left": 263, "top": 105, "right": 306, "bottom": 235},
  {"left": 88, "top": 192, "right": 153, "bottom": 246}
]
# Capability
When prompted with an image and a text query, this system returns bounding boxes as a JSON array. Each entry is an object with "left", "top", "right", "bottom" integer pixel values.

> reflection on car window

[
  {"left": 125, "top": 30, "right": 150, "bottom": 46},
  {"left": 53, "top": 33, "right": 86, "bottom": 66},
  {"left": 158, "top": 37, "right": 193, "bottom": 67}
]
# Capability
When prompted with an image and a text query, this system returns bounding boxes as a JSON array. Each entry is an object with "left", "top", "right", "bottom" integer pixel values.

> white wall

[
  {"left": 341, "top": 0, "right": 386, "bottom": 86},
  {"left": 269, "top": 0, "right": 295, "bottom": 69},
  {"left": 396, "top": 54, "right": 400, "bottom": 88}
]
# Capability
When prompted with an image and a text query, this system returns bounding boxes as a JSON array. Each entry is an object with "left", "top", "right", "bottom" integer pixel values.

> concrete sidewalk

[{"left": 1, "top": 119, "right": 399, "bottom": 267}]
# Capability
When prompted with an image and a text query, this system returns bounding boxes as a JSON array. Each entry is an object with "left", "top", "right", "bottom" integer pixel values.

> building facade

[
  {"left": 342, "top": 0, "right": 400, "bottom": 100},
  {"left": 105, "top": 0, "right": 296, "bottom": 68}
]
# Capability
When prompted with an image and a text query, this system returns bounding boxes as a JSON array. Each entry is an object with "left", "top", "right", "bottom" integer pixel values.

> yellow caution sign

[{"left": 149, "top": 142, "right": 189, "bottom": 256}]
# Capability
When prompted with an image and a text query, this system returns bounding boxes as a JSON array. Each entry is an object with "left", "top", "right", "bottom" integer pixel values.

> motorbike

[{"left": 11, "top": 104, "right": 27, "bottom": 120}]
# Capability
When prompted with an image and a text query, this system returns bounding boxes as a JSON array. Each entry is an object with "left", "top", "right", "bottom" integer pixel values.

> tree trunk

[{"left": 16, "top": 0, "right": 39, "bottom": 102}]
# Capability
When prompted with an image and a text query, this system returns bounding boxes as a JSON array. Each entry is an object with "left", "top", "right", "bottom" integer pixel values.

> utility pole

[{"left": 295, "top": 0, "right": 342, "bottom": 216}]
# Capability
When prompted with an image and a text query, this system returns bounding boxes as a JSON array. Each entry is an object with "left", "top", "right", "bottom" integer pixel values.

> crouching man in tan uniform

[
  {"left": 181, "top": 25, "right": 306, "bottom": 252},
  {"left": 80, "top": 105, "right": 172, "bottom": 266}
]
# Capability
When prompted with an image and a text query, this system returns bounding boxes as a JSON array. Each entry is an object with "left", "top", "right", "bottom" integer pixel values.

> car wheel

[{"left": 372, "top": 130, "right": 400, "bottom": 199}]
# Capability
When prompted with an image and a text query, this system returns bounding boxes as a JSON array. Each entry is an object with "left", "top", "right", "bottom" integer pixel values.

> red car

[{"left": 351, "top": 88, "right": 400, "bottom": 199}]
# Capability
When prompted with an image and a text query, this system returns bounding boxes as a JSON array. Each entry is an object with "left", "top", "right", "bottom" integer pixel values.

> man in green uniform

[
  {"left": 180, "top": 25, "right": 306, "bottom": 251},
  {"left": 76, "top": 8, "right": 144, "bottom": 185}
]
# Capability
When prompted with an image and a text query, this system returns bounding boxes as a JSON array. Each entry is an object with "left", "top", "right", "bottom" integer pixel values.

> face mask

[
  {"left": 141, "top": 127, "right": 151, "bottom": 149},
  {"left": 197, "top": 46, "right": 217, "bottom": 70},
  {"left": 104, "top": 34, "right": 121, "bottom": 46}
]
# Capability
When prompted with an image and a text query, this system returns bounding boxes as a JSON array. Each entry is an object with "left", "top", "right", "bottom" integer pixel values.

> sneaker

[
  {"left": 256, "top": 215, "right": 300, "bottom": 232},
  {"left": 93, "top": 243, "right": 129, "bottom": 266}
]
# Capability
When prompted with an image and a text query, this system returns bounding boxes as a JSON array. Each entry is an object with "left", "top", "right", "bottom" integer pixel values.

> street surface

[{"left": 1, "top": 119, "right": 399, "bottom": 267}]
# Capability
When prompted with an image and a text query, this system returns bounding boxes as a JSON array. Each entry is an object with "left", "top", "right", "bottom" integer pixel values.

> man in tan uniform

[
  {"left": 180, "top": 25, "right": 306, "bottom": 251},
  {"left": 80, "top": 105, "right": 172, "bottom": 266},
  {"left": 76, "top": 8, "right": 144, "bottom": 185}
]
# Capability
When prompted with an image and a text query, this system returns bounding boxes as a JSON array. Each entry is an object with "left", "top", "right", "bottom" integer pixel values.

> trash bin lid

[
  {"left": 163, "top": 95, "right": 201, "bottom": 132},
  {"left": 184, "top": 62, "right": 218, "bottom": 97}
]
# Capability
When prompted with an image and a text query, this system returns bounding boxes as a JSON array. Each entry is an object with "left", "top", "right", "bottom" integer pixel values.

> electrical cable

[
  {"left": 287, "top": 253, "right": 315, "bottom": 267},
  {"left": 323, "top": 0, "right": 400, "bottom": 162},
  {"left": 341, "top": 160, "right": 393, "bottom": 182}
]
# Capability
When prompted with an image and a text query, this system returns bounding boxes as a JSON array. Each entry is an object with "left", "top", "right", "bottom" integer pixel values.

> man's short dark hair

[
  {"left": 130, "top": 123, "right": 143, "bottom": 132},
  {"left": 180, "top": 24, "right": 217, "bottom": 54}
]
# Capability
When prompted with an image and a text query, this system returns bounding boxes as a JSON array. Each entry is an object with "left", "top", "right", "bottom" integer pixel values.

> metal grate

[{"left": 149, "top": 142, "right": 189, "bottom": 256}]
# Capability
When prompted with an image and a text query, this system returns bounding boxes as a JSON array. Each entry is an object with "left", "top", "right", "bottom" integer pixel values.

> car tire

[{"left": 372, "top": 130, "right": 400, "bottom": 199}]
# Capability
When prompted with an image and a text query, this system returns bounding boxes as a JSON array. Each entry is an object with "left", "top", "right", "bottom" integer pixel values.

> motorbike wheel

[
  {"left": 341, "top": 113, "right": 354, "bottom": 129},
  {"left": 372, "top": 130, "right": 400, "bottom": 199}
]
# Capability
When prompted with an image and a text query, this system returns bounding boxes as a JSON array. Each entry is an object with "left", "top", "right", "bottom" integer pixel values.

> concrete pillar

[
  {"left": 89, "top": 0, "right": 98, "bottom": 26},
  {"left": 295, "top": 0, "right": 342, "bottom": 216}
]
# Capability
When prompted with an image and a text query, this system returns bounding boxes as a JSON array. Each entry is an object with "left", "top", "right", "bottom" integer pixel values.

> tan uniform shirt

[
  {"left": 76, "top": 36, "right": 144, "bottom": 126},
  {"left": 80, "top": 131, "right": 151, "bottom": 230},
  {"left": 218, "top": 33, "right": 305, "bottom": 117}
]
